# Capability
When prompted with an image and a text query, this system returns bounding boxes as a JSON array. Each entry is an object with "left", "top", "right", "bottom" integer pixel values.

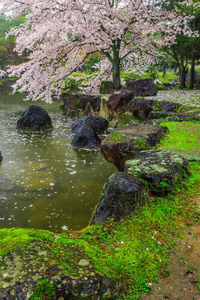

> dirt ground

[{"left": 139, "top": 191, "right": 200, "bottom": 300}]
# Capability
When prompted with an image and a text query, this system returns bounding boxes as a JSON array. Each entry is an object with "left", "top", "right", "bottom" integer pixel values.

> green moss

[
  {"left": 31, "top": 277, "right": 55, "bottom": 299},
  {"left": 1, "top": 120, "right": 200, "bottom": 299},
  {"left": 107, "top": 131, "right": 127, "bottom": 142},
  {"left": 160, "top": 121, "right": 200, "bottom": 151}
]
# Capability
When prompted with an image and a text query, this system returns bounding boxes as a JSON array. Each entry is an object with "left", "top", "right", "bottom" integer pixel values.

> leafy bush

[{"left": 155, "top": 83, "right": 166, "bottom": 90}]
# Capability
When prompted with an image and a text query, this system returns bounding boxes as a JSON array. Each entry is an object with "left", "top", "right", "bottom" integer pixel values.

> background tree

[
  {"left": 0, "top": 0, "right": 195, "bottom": 102},
  {"left": 0, "top": 14, "right": 28, "bottom": 72},
  {"left": 157, "top": 0, "right": 200, "bottom": 89}
]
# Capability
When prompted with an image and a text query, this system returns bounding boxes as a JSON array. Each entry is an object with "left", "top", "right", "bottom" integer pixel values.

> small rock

[{"left": 78, "top": 259, "right": 90, "bottom": 267}]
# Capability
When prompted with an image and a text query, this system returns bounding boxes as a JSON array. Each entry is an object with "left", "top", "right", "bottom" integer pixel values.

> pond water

[{"left": 0, "top": 94, "right": 116, "bottom": 232}]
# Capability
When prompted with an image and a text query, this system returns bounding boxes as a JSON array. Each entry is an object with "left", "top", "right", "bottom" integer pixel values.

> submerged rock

[
  {"left": 16, "top": 105, "right": 53, "bottom": 132},
  {"left": 91, "top": 172, "right": 147, "bottom": 224},
  {"left": 72, "top": 115, "right": 108, "bottom": 135},
  {"left": 124, "top": 149, "right": 190, "bottom": 194},
  {"left": 71, "top": 115, "right": 108, "bottom": 149},
  {"left": 71, "top": 124, "right": 101, "bottom": 149},
  {"left": 101, "top": 124, "right": 168, "bottom": 171}
]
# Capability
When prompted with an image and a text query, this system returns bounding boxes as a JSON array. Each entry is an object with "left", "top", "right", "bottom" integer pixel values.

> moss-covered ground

[{"left": 0, "top": 119, "right": 200, "bottom": 299}]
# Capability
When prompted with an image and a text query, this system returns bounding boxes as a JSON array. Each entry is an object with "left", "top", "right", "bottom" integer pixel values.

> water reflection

[{"left": 0, "top": 94, "right": 116, "bottom": 231}]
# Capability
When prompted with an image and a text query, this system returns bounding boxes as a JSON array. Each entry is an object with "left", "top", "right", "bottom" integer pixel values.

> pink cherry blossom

[{"left": 0, "top": 0, "right": 196, "bottom": 102}]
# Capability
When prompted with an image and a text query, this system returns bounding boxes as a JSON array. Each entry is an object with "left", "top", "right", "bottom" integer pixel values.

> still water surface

[{"left": 0, "top": 94, "right": 116, "bottom": 232}]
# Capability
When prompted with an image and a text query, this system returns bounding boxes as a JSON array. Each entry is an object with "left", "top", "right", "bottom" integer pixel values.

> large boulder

[
  {"left": 131, "top": 102, "right": 153, "bottom": 121},
  {"left": 16, "top": 105, "right": 53, "bottom": 132},
  {"left": 91, "top": 172, "right": 147, "bottom": 224},
  {"left": 125, "top": 78, "right": 157, "bottom": 96},
  {"left": 72, "top": 115, "right": 108, "bottom": 135},
  {"left": 157, "top": 100, "right": 181, "bottom": 112},
  {"left": 124, "top": 149, "right": 190, "bottom": 194},
  {"left": 100, "top": 124, "right": 168, "bottom": 171},
  {"left": 107, "top": 90, "right": 134, "bottom": 112},
  {"left": 71, "top": 124, "right": 101, "bottom": 149}
]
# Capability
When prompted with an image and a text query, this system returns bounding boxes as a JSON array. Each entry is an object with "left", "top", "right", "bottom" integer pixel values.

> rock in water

[
  {"left": 91, "top": 172, "right": 147, "bottom": 224},
  {"left": 16, "top": 105, "right": 53, "bottom": 132},
  {"left": 71, "top": 124, "right": 101, "bottom": 149},
  {"left": 72, "top": 115, "right": 108, "bottom": 135}
]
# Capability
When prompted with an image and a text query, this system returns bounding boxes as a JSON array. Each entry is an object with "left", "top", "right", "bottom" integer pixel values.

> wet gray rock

[
  {"left": 167, "top": 78, "right": 180, "bottom": 87},
  {"left": 71, "top": 124, "right": 101, "bottom": 149},
  {"left": 72, "top": 115, "right": 108, "bottom": 135},
  {"left": 16, "top": 105, "right": 53, "bottom": 132},
  {"left": 157, "top": 101, "right": 181, "bottom": 112},
  {"left": 125, "top": 78, "right": 157, "bottom": 96},
  {"left": 124, "top": 149, "right": 190, "bottom": 194},
  {"left": 91, "top": 172, "right": 147, "bottom": 224}
]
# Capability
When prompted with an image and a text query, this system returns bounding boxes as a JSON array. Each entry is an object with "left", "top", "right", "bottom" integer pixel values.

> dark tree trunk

[
  {"left": 112, "top": 39, "right": 121, "bottom": 90},
  {"left": 189, "top": 53, "right": 195, "bottom": 90},
  {"left": 163, "top": 66, "right": 166, "bottom": 77},
  {"left": 113, "top": 60, "right": 121, "bottom": 90},
  {"left": 180, "top": 57, "right": 186, "bottom": 90}
]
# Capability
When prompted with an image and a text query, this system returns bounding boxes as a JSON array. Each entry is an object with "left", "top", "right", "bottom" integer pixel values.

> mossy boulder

[
  {"left": 100, "top": 81, "right": 114, "bottom": 94},
  {"left": 100, "top": 124, "right": 168, "bottom": 171},
  {"left": 160, "top": 147, "right": 200, "bottom": 162},
  {"left": 0, "top": 228, "right": 122, "bottom": 299},
  {"left": 90, "top": 172, "right": 147, "bottom": 224},
  {"left": 124, "top": 149, "right": 190, "bottom": 194},
  {"left": 16, "top": 105, "right": 53, "bottom": 132}
]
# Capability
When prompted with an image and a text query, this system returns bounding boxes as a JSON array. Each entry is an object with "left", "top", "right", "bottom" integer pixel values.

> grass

[
  {"left": 0, "top": 119, "right": 200, "bottom": 299},
  {"left": 158, "top": 71, "right": 179, "bottom": 83}
]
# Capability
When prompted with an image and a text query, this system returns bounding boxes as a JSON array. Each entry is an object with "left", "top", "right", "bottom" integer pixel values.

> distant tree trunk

[
  {"left": 163, "top": 66, "right": 166, "bottom": 77},
  {"left": 189, "top": 53, "right": 195, "bottom": 90},
  {"left": 180, "top": 57, "right": 186, "bottom": 89}
]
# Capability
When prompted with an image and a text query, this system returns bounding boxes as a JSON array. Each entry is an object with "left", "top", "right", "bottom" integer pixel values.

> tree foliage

[
  {"left": 0, "top": 0, "right": 196, "bottom": 102},
  {"left": 157, "top": 0, "right": 200, "bottom": 89},
  {"left": 0, "top": 14, "right": 28, "bottom": 71}
]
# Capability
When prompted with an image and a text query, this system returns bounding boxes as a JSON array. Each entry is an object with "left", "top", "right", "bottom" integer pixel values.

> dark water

[{"left": 0, "top": 94, "right": 116, "bottom": 232}]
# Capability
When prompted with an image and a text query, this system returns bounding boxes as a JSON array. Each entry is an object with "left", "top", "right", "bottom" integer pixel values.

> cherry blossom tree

[{"left": 0, "top": 0, "right": 195, "bottom": 102}]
